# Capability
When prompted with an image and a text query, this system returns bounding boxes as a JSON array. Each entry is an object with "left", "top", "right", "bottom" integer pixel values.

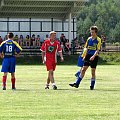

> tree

[{"left": 77, "top": 0, "right": 120, "bottom": 42}]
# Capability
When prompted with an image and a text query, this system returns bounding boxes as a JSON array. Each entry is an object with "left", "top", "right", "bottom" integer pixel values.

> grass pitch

[{"left": 0, "top": 65, "right": 120, "bottom": 120}]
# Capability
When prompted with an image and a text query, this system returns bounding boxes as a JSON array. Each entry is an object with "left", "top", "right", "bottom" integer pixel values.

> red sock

[
  {"left": 2, "top": 76, "right": 7, "bottom": 88},
  {"left": 11, "top": 78, "right": 16, "bottom": 89}
]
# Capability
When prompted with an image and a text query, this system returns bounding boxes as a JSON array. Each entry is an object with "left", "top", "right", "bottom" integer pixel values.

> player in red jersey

[{"left": 40, "top": 31, "right": 64, "bottom": 90}]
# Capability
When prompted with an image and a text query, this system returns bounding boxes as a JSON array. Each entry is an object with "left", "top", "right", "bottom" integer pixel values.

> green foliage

[
  {"left": 77, "top": 0, "right": 120, "bottom": 42},
  {"left": 0, "top": 53, "right": 119, "bottom": 65},
  {"left": 114, "top": 42, "right": 120, "bottom": 46},
  {"left": 99, "top": 52, "right": 120, "bottom": 64},
  {"left": 7, "top": 53, "right": 120, "bottom": 65}
]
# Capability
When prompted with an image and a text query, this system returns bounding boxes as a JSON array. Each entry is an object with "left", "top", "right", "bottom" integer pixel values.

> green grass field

[{"left": 0, "top": 65, "right": 120, "bottom": 120}]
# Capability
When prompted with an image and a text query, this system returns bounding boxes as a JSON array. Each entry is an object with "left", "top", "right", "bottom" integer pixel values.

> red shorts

[{"left": 46, "top": 61, "right": 56, "bottom": 71}]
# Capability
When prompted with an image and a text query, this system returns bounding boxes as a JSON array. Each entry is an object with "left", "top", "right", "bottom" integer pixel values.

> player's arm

[
  {"left": 0, "top": 42, "right": 4, "bottom": 58},
  {"left": 90, "top": 38, "right": 101, "bottom": 61},
  {"left": 40, "top": 42, "right": 46, "bottom": 64},
  {"left": 58, "top": 51, "right": 64, "bottom": 62},
  {"left": 41, "top": 52, "right": 46, "bottom": 64},
  {"left": 82, "top": 39, "right": 88, "bottom": 60},
  {"left": 57, "top": 42, "right": 64, "bottom": 61},
  {"left": 13, "top": 41, "right": 22, "bottom": 57},
  {"left": 81, "top": 48, "right": 87, "bottom": 58},
  {"left": 0, "top": 53, "right": 3, "bottom": 58}
]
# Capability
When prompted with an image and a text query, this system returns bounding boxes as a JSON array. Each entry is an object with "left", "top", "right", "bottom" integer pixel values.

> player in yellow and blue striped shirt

[
  {"left": 0, "top": 33, "right": 22, "bottom": 90},
  {"left": 69, "top": 26, "right": 101, "bottom": 90}
]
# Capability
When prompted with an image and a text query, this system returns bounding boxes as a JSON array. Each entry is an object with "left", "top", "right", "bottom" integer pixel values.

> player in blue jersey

[
  {"left": 0, "top": 32, "right": 22, "bottom": 90},
  {"left": 74, "top": 48, "right": 87, "bottom": 78},
  {"left": 69, "top": 26, "right": 101, "bottom": 90}
]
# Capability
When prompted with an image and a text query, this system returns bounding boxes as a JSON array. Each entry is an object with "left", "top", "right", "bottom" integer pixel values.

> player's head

[
  {"left": 90, "top": 26, "right": 98, "bottom": 37},
  {"left": 50, "top": 31, "right": 56, "bottom": 41},
  {"left": 7, "top": 32, "right": 14, "bottom": 39}
]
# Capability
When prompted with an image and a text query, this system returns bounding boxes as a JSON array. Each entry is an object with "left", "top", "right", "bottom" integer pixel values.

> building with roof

[{"left": 0, "top": 0, "right": 89, "bottom": 43}]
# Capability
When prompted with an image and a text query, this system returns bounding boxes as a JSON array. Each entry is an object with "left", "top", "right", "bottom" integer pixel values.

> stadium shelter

[{"left": 0, "top": 0, "right": 88, "bottom": 46}]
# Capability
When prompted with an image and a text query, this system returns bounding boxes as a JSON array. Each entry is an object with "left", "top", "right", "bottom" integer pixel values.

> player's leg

[
  {"left": 75, "top": 70, "right": 80, "bottom": 78},
  {"left": 69, "top": 66, "right": 89, "bottom": 88},
  {"left": 45, "top": 62, "right": 51, "bottom": 89},
  {"left": 10, "top": 57, "right": 16, "bottom": 90},
  {"left": 90, "top": 68, "right": 96, "bottom": 90},
  {"left": 46, "top": 62, "right": 57, "bottom": 90},
  {"left": 52, "top": 63, "right": 57, "bottom": 90},
  {"left": 11, "top": 72, "right": 16, "bottom": 90},
  {"left": 49, "top": 70, "right": 54, "bottom": 83},
  {"left": 75, "top": 56, "right": 84, "bottom": 78},
  {"left": 75, "top": 66, "right": 89, "bottom": 86},
  {"left": 69, "top": 55, "right": 90, "bottom": 88},
  {"left": 1, "top": 58, "right": 9, "bottom": 90},
  {"left": 49, "top": 70, "right": 57, "bottom": 90},
  {"left": 2, "top": 72, "right": 8, "bottom": 90},
  {"left": 90, "top": 56, "right": 98, "bottom": 90},
  {"left": 75, "top": 54, "right": 91, "bottom": 87},
  {"left": 45, "top": 77, "right": 50, "bottom": 89}
]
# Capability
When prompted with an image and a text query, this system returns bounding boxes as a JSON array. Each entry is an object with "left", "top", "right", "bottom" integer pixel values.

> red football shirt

[{"left": 40, "top": 39, "right": 62, "bottom": 63}]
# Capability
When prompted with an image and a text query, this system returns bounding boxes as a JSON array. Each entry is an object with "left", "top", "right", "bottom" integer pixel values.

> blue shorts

[
  {"left": 1, "top": 57, "right": 16, "bottom": 73},
  {"left": 77, "top": 56, "right": 84, "bottom": 67}
]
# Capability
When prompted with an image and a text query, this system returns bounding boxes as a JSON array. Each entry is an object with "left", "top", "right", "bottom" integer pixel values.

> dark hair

[
  {"left": 7, "top": 32, "right": 14, "bottom": 39},
  {"left": 90, "top": 26, "right": 98, "bottom": 33}
]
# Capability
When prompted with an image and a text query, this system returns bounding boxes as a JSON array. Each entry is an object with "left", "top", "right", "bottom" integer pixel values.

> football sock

[
  {"left": 11, "top": 78, "right": 16, "bottom": 88},
  {"left": 45, "top": 83, "right": 49, "bottom": 86},
  {"left": 52, "top": 83, "right": 56, "bottom": 86},
  {"left": 2, "top": 76, "right": 7, "bottom": 88},
  {"left": 75, "top": 71, "right": 80, "bottom": 77},
  {"left": 76, "top": 75, "right": 82, "bottom": 86},
  {"left": 91, "top": 78, "right": 95, "bottom": 87}
]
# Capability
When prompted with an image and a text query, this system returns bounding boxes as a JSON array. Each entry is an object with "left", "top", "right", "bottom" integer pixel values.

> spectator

[
  {"left": 26, "top": 35, "right": 30, "bottom": 47},
  {"left": 4, "top": 35, "right": 7, "bottom": 41},
  {"left": 0, "top": 36, "right": 3, "bottom": 44},
  {"left": 14, "top": 35, "right": 18, "bottom": 42},
  {"left": 60, "top": 33, "right": 66, "bottom": 46},
  {"left": 18, "top": 35, "right": 24, "bottom": 46},
  {"left": 45, "top": 34, "right": 49, "bottom": 40},
  {"left": 101, "top": 35, "right": 106, "bottom": 51},
  {"left": 80, "top": 37, "right": 85, "bottom": 46},
  {"left": 31, "top": 34, "right": 36, "bottom": 47},
  {"left": 40, "top": 36, "right": 44, "bottom": 45},
  {"left": 60, "top": 33, "right": 64, "bottom": 41},
  {"left": 75, "top": 39, "right": 80, "bottom": 49},
  {"left": 61, "top": 42, "right": 65, "bottom": 54},
  {"left": 65, "top": 39, "right": 71, "bottom": 55},
  {"left": 36, "top": 35, "right": 40, "bottom": 47}
]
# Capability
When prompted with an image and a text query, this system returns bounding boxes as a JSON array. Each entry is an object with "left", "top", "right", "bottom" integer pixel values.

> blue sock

[
  {"left": 91, "top": 78, "right": 95, "bottom": 87},
  {"left": 76, "top": 75, "right": 82, "bottom": 86},
  {"left": 75, "top": 71, "right": 80, "bottom": 77}
]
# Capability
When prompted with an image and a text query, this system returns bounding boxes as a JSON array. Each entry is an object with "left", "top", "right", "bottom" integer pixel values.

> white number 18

[{"left": 6, "top": 45, "right": 12, "bottom": 52}]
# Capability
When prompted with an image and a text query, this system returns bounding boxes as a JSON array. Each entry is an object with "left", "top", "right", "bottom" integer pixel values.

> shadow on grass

[
  {"left": 95, "top": 89, "right": 120, "bottom": 92},
  {"left": 15, "top": 89, "right": 32, "bottom": 91},
  {"left": 57, "top": 88, "right": 86, "bottom": 91}
]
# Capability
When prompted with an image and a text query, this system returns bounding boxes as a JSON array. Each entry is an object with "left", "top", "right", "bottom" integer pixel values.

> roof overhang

[{"left": 0, "top": 0, "right": 89, "bottom": 19}]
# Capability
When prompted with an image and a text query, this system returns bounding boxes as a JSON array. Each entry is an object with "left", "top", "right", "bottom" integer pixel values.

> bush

[
  {"left": 0, "top": 53, "right": 120, "bottom": 65},
  {"left": 114, "top": 42, "right": 120, "bottom": 46}
]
